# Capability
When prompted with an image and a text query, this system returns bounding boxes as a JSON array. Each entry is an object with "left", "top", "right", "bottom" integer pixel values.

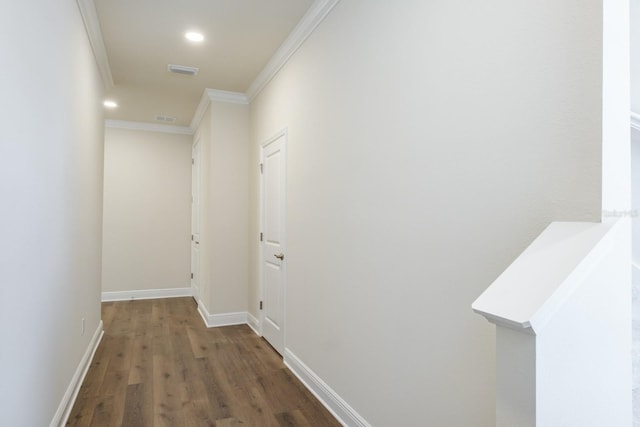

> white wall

[
  {"left": 193, "top": 99, "right": 249, "bottom": 317},
  {"left": 629, "top": 0, "right": 640, "bottom": 419},
  {"left": 195, "top": 105, "right": 212, "bottom": 308},
  {"left": 483, "top": 220, "right": 631, "bottom": 426},
  {"left": 207, "top": 101, "right": 249, "bottom": 314},
  {"left": 632, "top": 129, "right": 640, "bottom": 268},
  {"left": 536, "top": 220, "right": 631, "bottom": 426},
  {"left": 632, "top": 127, "right": 640, "bottom": 422},
  {"left": 631, "top": 0, "right": 640, "bottom": 114},
  {"left": 249, "top": 1, "right": 606, "bottom": 425},
  {"left": 102, "top": 127, "right": 192, "bottom": 294},
  {"left": 0, "top": 1, "right": 104, "bottom": 425},
  {"left": 601, "top": 0, "right": 630, "bottom": 213}
]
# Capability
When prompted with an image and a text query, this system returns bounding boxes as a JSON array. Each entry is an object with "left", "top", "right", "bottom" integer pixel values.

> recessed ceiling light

[
  {"left": 185, "top": 31, "right": 204, "bottom": 42},
  {"left": 103, "top": 100, "right": 118, "bottom": 108}
]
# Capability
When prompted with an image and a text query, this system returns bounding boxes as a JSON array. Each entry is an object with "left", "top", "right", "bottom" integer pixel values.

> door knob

[{"left": 274, "top": 253, "right": 284, "bottom": 260}]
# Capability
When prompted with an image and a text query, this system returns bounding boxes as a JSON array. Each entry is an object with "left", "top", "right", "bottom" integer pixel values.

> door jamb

[{"left": 191, "top": 136, "right": 201, "bottom": 305}]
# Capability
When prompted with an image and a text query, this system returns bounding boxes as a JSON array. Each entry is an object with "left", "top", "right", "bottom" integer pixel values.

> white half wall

[
  {"left": 632, "top": 127, "right": 640, "bottom": 267},
  {"left": 0, "top": 1, "right": 104, "bottom": 425},
  {"left": 631, "top": 127, "right": 640, "bottom": 416},
  {"left": 102, "top": 126, "right": 192, "bottom": 293},
  {"left": 249, "top": 1, "right": 606, "bottom": 425},
  {"left": 475, "top": 220, "right": 631, "bottom": 426},
  {"left": 601, "top": 0, "right": 630, "bottom": 213},
  {"left": 631, "top": 0, "right": 640, "bottom": 113},
  {"left": 535, "top": 220, "right": 631, "bottom": 426}
]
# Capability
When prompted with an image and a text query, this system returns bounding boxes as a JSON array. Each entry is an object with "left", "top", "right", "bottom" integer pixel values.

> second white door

[
  {"left": 191, "top": 139, "right": 201, "bottom": 303},
  {"left": 261, "top": 131, "right": 287, "bottom": 355}
]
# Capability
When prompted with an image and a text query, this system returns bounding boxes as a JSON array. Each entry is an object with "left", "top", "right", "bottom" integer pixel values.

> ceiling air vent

[
  {"left": 155, "top": 115, "right": 176, "bottom": 123},
  {"left": 168, "top": 64, "right": 199, "bottom": 76}
]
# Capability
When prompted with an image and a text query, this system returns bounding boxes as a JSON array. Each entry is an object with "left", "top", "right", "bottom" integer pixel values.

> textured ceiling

[{"left": 95, "top": 0, "right": 314, "bottom": 126}]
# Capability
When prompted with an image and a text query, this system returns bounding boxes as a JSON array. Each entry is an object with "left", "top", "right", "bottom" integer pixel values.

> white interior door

[
  {"left": 261, "top": 131, "right": 287, "bottom": 354},
  {"left": 191, "top": 139, "right": 201, "bottom": 302}
]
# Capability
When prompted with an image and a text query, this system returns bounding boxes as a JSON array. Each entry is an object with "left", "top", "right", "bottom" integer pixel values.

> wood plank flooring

[{"left": 67, "top": 298, "right": 340, "bottom": 427}]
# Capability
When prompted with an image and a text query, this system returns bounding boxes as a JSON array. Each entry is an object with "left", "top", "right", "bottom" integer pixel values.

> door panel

[
  {"left": 261, "top": 131, "right": 286, "bottom": 354},
  {"left": 265, "top": 150, "right": 281, "bottom": 243},
  {"left": 264, "top": 260, "right": 282, "bottom": 330}
]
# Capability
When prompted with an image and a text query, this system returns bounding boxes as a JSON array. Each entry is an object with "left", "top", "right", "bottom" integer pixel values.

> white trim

[
  {"left": 76, "top": 0, "right": 339, "bottom": 127},
  {"left": 207, "top": 89, "right": 249, "bottom": 105},
  {"left": 197, "top": 302, "right": 209, "bottom": 326},
  {"left": 51, "top": 321, "right": 104, "bottom": 427},
  {"left": 247, "top": 312, "right": 261, "bottom": 336},
  {"left": 105, "top": 119, "right": 193, "bottom": 135},
  {"left": 197, "top": 302, "right": 248, "bottom": 328},
  {"left": 472, "top": 221, "right": 618, "bottom": 334},
  {"left": 284, "top": 349, "right": 371, "bottom": 427},
  {"left": 191, "top": 137, "right": 202, "bottom": 303},
  {"left": 246, "top": 0, "right": 341, "bottom": 101},
  {"left": 101, "top": 287, "right": 192, "bottom": 302},
  {"left": 75, "top": 0, "right": 114, "bottom": 88},
  {"left": 189, "top": 89, "right": 248, "bottom": 131},
  {"left": 631, "top": 112, "right": 640, "bottom": 131},
  {"left": 189, "top": 90, "right": 212, "bottom": 131}
]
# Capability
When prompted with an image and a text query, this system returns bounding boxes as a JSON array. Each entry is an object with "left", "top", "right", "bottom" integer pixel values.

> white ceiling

[{"left": 93, "top": 0, "right": 314, "bottom": 127}]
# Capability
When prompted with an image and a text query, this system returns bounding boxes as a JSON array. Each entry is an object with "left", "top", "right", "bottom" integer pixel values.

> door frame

[
  {"left": 191, "top": 136, "right": 201, "bottom": 305},
  {"left": 258, "top": 127, "right": 288, "bottom": 350}
]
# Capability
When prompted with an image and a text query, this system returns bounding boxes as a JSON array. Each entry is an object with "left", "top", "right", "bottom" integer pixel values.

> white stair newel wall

[{"left": 473, "top": 220, "right": 631, "bottom": 427}]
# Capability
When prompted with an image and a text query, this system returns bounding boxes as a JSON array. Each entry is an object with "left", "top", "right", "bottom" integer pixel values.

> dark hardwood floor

[{"left": 67, "top": 298, "right": 340, "bottom": 426}]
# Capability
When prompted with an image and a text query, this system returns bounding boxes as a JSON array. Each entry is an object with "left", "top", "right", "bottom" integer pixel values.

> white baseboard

[
  {"left": 101, "top": 287, "right": 192, "bottom": 302},
  {"left": 247, "top": 312, "right": 261, "bottom": 336},
  {"left": 51, "top": 321, "right": 104, "bottom": 427},
  {"left": 284, "top": 349, "right": 371, "bottom": 427},
  {"left": 197, "top": 301, "right": 248, "bottom": 328}
]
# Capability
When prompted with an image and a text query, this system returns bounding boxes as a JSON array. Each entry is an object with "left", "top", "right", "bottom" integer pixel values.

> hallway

[
  {"left": 67, "top": 298, "right": 339, "bottom": 426},
  {"left": 2, "top": 1, "right": 633, "bottom": 425}
]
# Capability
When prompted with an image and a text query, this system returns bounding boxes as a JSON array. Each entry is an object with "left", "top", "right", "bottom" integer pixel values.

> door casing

[{"left": 191, "top": 138, "right": 201, "bottom": 303}]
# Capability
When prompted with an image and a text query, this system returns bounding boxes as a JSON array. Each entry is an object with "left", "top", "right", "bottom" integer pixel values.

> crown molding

[
  {"left": 189, "top": 88, "right": 249, "bottom": 132},
  {"left": 245, "top": 0, "right": 341, "bottom": 102},
  {"left": 79, "top": 0, "right": 340, "bottom": 130},
  {"left": 190, "top": 0, "right": 339, "bottom": 129},
  {"left": 105, "top": 120, "right": 193, "bottom": 135},
  {"left": 208, "top": 89, "right": 249, "bottom": 105},
  {"left": 631, "top": 111, "right": 640, "bottom": 131},
  {"left": 76, "top": 0, "right": 114, "bottom": 88},
  {"left": 190, "top": 90, "right": 212, "bottom": 131}
]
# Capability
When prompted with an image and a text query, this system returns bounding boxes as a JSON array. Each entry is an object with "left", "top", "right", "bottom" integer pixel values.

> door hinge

[
  {"left": 260, "top": 163, "right": 263, "bottom": 174},
  {"left": 260, "top": 232, "right": 263, "bottom": 242},
  {"left": 191, "top": 272, "right": 194, "bottom": 279},
  {"left": 191, "top": 234, "right": 194, "bottom": 241},
  {"left": 260, "top": 301, "right": 263, "bottom": 310},
  {"left": 192, "top": 158, "right": 195, "bottom": 165}
]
